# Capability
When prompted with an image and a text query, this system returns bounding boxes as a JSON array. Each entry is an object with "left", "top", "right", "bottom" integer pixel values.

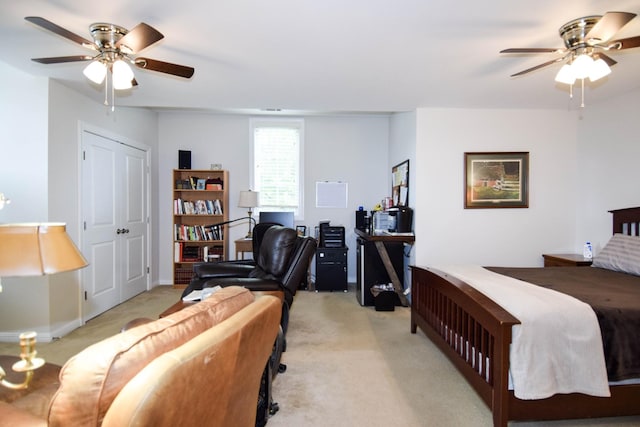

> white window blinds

[{"left": 251, "top": 119, "right": 304, "bottom": 217}]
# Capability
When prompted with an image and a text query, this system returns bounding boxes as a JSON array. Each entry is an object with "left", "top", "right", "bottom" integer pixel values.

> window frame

[{"left": 249, "top": 117, "right": 305, "bottom": 221}]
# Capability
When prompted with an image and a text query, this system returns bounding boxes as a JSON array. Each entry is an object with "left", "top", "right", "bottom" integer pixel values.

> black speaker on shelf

[
  {"left": 355, "top": 210, "right": 366, "bottom": 231},
  {"left": 178, "top": 150, "right": 191, "bottom": 169}
]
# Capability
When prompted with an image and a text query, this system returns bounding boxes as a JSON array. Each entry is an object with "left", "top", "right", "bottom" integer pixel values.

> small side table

[
  {"left": 0, "top": 355, "right": 62, "bottom": 403},
  {"left": 542, "top": 253, "right": 593, "bottom": 267},
  {"left": 234, "top": 238, "right": 253, "bottom": 260}
]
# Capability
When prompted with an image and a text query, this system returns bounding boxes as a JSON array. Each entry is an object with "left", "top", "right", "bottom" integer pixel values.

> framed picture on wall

[
  {"left": 464, "top": 152, "right": 529, "bottom": 209},
  {"left": 392, "top": 160, "right": 409, "bottom": 207}
]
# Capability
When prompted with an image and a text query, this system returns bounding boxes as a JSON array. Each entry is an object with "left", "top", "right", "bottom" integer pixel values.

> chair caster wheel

[
  {"left": 269, "top": 401, "right": 280, "bottom": 415},
  {"left": 278, "top": 363, "right": 287, "bottom": 373}
]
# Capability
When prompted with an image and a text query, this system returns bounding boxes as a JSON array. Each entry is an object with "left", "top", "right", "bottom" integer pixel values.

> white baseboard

[{"left": 0, "top": 318, "right": 82, "bottom": 343}]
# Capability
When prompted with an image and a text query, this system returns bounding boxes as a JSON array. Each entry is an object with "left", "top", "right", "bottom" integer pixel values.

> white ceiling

[{"left": 1, "top": 0, "right": 640, "bottom": 114}]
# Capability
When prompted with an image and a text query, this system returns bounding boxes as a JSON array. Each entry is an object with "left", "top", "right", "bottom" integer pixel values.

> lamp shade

[
  {"left": 112, "top": 60, "right": 134, "bottom": 90},
  {"left": 588, "top": 58, "right": 611, "bottom": 82},
  {"left": 555, "top": 64, "right": 576, "bottom": 85},
  {"left": 571, "top": 54, "right": 594, "bottom": 79},
  {"left": 238, "top": 190, "right": 259, "bottom": 208},
  {"left": 83, "top": 61, "right": 107, "bottom": 84},
  {"left": 0, "top": 223, "right": 88, "bottom": 277}
]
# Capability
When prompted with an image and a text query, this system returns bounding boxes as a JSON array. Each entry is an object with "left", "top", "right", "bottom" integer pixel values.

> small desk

[
  {"left": 354, "top": 228, "right": 415, "bottom": 306},
  {"left": 234, "top": 238, "right": 253, "bottom": 260},
  {"left": 542, "top": 253, "right": 593, "bottom": 267}
]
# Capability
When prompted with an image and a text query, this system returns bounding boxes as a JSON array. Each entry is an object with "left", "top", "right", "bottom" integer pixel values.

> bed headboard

[{"left": 609, "top": 207, "right": 640, "bottom": 236}]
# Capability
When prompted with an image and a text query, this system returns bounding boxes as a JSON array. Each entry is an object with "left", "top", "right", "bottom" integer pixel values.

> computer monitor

[{"left": 259, "top": 211, "right": 295, "bottom": 229}]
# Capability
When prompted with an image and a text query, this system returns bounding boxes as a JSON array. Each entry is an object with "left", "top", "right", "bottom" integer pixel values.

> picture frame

[
  {"left": 196, "top": 179, "right": 206, "bottom": 190},
  {"left": 392, "top": 159, "right": 409, "bottom": 207},
  {"left": 296, "top": 225, "right": 307, "bottom": 237},
  {"left": 464, "top": 152, "right": 529, "bottom": 209}
]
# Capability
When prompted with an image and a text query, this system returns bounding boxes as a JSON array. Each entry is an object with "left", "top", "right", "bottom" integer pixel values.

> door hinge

[
  {"left": 83, "top": 150, "right": 86, "bottom": 161},
  {"left": 147, "top": 267, "right": 150, "bottom": 274},
  {"left": 84, "top": 291, "right": 87, "bottom": 301},
  {"left": 83, "top": 221, "right": 87, "bottom": 231}
]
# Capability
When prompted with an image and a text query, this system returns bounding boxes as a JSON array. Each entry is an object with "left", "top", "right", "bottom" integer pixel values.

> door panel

[
  {"left": 82, "top": 134, "right": 119, "bottom": 318},
  {"left": 82, "top": 130, "right": 148, "bottom": 321},
  {"left": 120, "top": 145, "right": 147, "bottom": 301}
]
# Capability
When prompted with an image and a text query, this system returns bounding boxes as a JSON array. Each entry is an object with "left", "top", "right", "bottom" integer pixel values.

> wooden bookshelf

[{"left": 172, "top": 169, "right": 229, "bottom": 288}]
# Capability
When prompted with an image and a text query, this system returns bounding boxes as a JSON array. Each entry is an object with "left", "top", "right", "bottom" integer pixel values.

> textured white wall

[
  {"left": 414, "top": 107, "right": 580, "bottom": 268},
  {"left": 157, "top": 113, "right": 390, "bottom": 284}
]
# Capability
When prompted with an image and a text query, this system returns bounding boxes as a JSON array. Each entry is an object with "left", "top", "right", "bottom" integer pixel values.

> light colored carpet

[
  {"left": 270, "top": 287, "right": 640, "bottom": 427},
  {"left": 2, "top": 285, "right": 639, "bottom": 426}
]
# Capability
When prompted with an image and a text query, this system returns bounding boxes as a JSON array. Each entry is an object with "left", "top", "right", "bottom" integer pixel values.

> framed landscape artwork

[{"left": 464, "top": 152, "right": 529, "bottom": 209}]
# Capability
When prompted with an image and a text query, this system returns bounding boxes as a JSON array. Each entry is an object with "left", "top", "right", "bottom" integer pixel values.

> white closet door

[
  {"left": 120, "top": 144, "right": 148, "bottom": 301},
  {"left": 81, "top": 130, "right": 148, "bottom": 321}
]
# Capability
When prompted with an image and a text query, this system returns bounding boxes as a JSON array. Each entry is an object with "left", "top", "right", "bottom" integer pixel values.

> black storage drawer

[{"left": 315, "top": 247, "right": 348, "bottom": 292}]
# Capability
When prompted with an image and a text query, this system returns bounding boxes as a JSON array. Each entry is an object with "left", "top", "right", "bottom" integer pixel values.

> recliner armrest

[{"left": 193, "top": 262, "right": 254, "bottom": 279}]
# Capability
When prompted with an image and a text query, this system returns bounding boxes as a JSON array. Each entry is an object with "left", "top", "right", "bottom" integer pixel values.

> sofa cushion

[{"left": 47, "top": 286, "right": 254, "bottom": 427}]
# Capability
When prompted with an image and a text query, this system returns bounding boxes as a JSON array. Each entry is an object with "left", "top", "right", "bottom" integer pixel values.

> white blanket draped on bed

[{"left": 435, "top": 265, "right": 610, "bottom": 400}]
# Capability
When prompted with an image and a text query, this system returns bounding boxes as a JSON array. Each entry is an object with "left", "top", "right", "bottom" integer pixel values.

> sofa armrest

[
  {"left": 0, "top": 401, "right": 47, "bottom": 427},
  {"left": 120, "top": 318, "right": 154, "bottom": 332},
  {"left": 202, "top": 277, "right": 283, "bottom": 292}
]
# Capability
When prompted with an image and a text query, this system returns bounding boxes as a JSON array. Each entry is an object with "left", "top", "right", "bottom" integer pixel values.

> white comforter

[{"left": 435, "top": 265, "right": 610, "bottom": 400}]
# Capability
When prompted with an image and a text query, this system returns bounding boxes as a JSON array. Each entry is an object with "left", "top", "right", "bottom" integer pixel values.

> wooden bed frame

[{"left": 410, "top": 207, "right": 640, "bottom": 427}]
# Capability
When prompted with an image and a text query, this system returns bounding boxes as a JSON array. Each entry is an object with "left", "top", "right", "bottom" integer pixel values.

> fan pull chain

[
  {"left": 580, "top": 78, "right": 585, "bottom": 108},
  {"left": 103, "top": 72, "right": 109, "bottom": 107},
  {"left": 111, "top": 74, "right": 115, "bottom": 112}
]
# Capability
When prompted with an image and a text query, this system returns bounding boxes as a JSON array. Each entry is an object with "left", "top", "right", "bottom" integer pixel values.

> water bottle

[{"left": 583, "top": 241, "right": 593, "bottom": 259}]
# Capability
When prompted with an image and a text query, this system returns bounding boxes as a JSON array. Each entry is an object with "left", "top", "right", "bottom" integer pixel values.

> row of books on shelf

[
  {"left": 174, "top": 198, "right": 223, "bottom": 215},
  {"left": 174, "top": 243, "right": 224, "bottom": 263},
  {"left": 175, "top": 177, "right": 224, "bottom": 190},
  {"left": 174, "top": 224, "right": 224, "bottom": 241}
]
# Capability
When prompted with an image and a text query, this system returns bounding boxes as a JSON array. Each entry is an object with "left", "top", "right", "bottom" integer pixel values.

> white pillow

[{"left": 592, "top": 233, "right": 640, "bottom": 276}]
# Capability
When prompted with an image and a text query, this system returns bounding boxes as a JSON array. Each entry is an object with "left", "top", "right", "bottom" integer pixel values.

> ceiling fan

[
  {"left": 500, "top": 11, "right": 640, "bottom": 105},
  {"left": 25, "top": 16, "right": 194, "bottom": 106}
]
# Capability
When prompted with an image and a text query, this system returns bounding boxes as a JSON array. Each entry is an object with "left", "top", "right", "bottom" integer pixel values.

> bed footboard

[
  {"left": 410, "top": 266, "right": 519, "bottom": 427},
  {"left": 411, "top": 265, "right": 640, "bottom": 426}
]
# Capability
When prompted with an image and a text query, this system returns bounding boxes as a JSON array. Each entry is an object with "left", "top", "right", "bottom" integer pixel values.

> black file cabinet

[{"left": 315, "top": 247, "right": 348, "bottom": 292}]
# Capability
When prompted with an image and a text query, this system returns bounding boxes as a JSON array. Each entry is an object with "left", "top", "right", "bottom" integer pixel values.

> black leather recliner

[
  {"left": 182, "top": 225, "right": 317, "bottom": 334},
  {"left": 190, "top": 222, "right": 281, "bottom": 279}
]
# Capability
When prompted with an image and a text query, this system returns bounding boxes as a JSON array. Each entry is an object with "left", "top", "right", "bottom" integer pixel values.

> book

[{"left": 182, "top": 285, "right": 222, "bottom": 301}]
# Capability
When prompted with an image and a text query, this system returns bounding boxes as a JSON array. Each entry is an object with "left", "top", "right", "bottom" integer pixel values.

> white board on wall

[{"left": 316, "top": 181, "right": 348, "bottom": 208}]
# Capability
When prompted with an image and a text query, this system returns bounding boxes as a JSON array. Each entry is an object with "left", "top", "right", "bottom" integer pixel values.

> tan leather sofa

[{"left": 0, "top": 286, "right": 281, "bottom": 427}]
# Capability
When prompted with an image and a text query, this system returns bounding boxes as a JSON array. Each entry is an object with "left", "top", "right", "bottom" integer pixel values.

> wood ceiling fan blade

[
  {"left": 116, "top": 23, "right": 164, "bottom": 54},
  {"left": 608, "top": 35, "right": 640, "bottom": 50},
  {"left": 135, "top": 57, "right": 195, "bottom": 78},
  {"left": 31, "top": 55, "right": 93, "bottom": 64},
  {"left": 596, "top": 53, "right": 617, "bottom": 67},
  {"left": 500, "top": 48, "right": 563, "bottom": 54},
  {"left": 510, "top": 57, "right": 565, "bottom": 77},
  {"left": 585, "top": 11, "right": 637, "bottom": 43},
  {"left": 25, "top": 16, "right": 97, "bottom": 50}
]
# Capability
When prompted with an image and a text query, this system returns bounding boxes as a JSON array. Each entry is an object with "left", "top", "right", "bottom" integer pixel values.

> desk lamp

[
  {"left": 238, "top": 190, "right": 259, "bottom": 238},
  {"left": 0, "top": 223, "right": 88, "bottom": 389}
]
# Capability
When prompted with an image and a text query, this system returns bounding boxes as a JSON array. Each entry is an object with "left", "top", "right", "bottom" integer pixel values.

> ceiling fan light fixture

[
  {"left": 571, "top": 53, "right": 594, "bottom": 79},
  {"left": 112, "top": 59, "right": 134, "bottom": 90},
  {"left": 555, "top": 64, "right": 576, "bottom": 84},
  {"left": 588, "top": 58, "right": 611, "bottom": 82},
  {"left": 83, "top": 60, "right": 107, "bottom": 84}
]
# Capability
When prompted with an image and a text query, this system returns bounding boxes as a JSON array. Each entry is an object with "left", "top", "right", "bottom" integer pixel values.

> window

[{"left": 250, "top": 118, "right": 304, "bottom": 219}]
